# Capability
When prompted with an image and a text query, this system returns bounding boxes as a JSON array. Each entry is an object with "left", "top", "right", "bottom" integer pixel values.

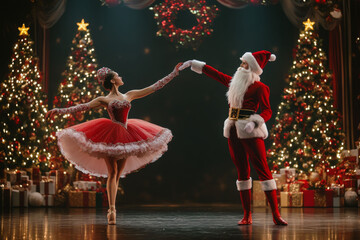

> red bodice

[{"left": 107, "top": 99, "right": 131, "bottom": 126}]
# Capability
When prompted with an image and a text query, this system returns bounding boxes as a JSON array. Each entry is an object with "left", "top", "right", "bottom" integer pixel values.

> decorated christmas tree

[
  {"left": 267, "top": 19, "right": 344, "bottom": 175},
  {"left": 0, "top": 24, "right": 51, "bottom": 172},
  {"left": 47, "top": 19, "right": 105, "bottom": 170}
]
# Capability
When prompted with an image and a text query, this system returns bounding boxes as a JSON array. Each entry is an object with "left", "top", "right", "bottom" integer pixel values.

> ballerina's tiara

[{"left": 97, "top": 67, "right": 112, "bottom": 84}]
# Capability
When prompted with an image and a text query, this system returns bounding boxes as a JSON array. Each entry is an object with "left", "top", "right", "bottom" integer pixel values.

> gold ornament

[
  {"left": 303, "top": 18, "right": 315, "bottom": 31},
  {"left": 77, "top": 19, "right": 89, "bottom": 31},
  {"left": 18, "top": 24, "right": 30, "bottom": 36}
]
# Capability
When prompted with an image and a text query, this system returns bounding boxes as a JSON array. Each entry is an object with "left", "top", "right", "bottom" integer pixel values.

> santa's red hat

[{"left": 240, "top": 50, "right": 276, "bottom": 75}]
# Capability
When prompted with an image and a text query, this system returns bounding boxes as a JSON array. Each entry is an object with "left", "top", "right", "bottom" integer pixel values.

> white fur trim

[
  {"left": 223, "top": 118, "right": 235, "bottom": 138},
  {"left": 260, "top": 179, "right": 277, "bottom": 191},
  {"left": 223, "top": 117, "right": 268, "bottom": 139},
  {"left": 241, "top": 52, "right": 263, "bottom": 75},
  {"left": 248, "top": 114, "right": 265, "bottom": 128},
  {"left": 191, "top": 60, "right": 206, "bottom": 74},
  {"left": 269, "top": 54, "right": 276, "bottom": 61},
  {"left": 236, "top": 177, "right": 252, "bottom": 191}
]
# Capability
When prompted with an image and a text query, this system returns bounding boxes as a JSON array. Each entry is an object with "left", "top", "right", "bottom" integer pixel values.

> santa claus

[{"left": 180, "top": 50, "right": 287, "bottom": 225}]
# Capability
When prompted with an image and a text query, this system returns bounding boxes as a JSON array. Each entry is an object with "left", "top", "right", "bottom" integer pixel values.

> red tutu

[{"left": 56, "top": 99, "right": 172, "bottom": 178}]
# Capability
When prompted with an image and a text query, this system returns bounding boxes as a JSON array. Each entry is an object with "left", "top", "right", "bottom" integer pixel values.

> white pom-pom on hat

[{"left": 269, "top": 54, "right": 276, "bottom": 62}]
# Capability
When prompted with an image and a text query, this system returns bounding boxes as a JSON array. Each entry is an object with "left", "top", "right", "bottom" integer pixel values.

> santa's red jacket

[{"left": 192, "top": 61, "right": 272, "bottom": 139}]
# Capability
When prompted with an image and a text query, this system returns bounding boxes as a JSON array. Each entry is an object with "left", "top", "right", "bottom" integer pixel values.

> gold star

[
  {"left": 303, "top": 18, "right": 315, "bottom": 31},
  {"left": 18, "top": 24, "right": 29, "bottom": 36},
  {"left": 77, "top": 19, "right": 89, "bottom": 31}
]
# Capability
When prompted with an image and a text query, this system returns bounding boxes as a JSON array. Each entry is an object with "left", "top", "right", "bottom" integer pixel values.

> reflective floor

[{"left": 1, "top": 205, "right": 360, "bottom": 240}]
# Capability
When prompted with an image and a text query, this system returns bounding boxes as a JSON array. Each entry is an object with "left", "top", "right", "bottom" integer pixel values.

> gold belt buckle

[{"left": 229, "top": 107, "right": 240, "bottom": 120}]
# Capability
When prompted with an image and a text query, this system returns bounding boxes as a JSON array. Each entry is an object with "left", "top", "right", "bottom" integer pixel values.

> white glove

[
  {"left": 179, "top": 60, "right": 192, "bottom": 71},
  {"left": 244, "top": 122, "right": 255, "bottom": 133}
]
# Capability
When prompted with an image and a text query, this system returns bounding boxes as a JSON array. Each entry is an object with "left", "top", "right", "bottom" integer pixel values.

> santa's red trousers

[{"left": 227, "top": 126, "right": 273, "bottom": 181}]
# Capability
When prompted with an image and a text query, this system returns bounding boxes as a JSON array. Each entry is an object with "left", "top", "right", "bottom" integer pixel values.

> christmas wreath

[{"left": 151, "top": 0, "right": 219, "bottom": 49}]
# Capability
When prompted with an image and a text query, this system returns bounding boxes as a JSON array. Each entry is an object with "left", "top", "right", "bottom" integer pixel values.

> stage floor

[{"left": 1, "top": 205, "right": 359, "bottom": 239}]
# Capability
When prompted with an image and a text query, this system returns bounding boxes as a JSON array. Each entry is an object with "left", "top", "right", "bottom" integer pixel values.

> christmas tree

[
  {"left": 0, "top": 24, "right": 51, "bottom": 172},
  {"left": 267, "top": 19, "right": 344, "bottom": 175},
  {"left": 47, "top": 19, "right": 105, "bottom": 170}
]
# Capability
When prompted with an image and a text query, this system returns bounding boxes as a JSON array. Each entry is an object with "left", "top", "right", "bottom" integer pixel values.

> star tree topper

[
  {"left": 303, "top": 18, "right": 315, "bottom": 31},
  {"left": 18, "top": 24, "right": 29, "bottom": 36},
  {"left": 77, "top": 19, "right": 89, "bottom": 31}
]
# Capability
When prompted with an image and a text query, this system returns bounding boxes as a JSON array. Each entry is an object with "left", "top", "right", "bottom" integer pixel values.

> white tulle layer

[{"left": 56, "top": 128, "right": 173, "bottom": 178}]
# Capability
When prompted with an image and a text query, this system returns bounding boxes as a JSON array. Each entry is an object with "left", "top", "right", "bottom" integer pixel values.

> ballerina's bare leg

[
  {"left": 104, "top": 157, "right": 126, "bottom": 224},
  {"left": 115, "top": 158, "right": 126, "bottom": 192}
]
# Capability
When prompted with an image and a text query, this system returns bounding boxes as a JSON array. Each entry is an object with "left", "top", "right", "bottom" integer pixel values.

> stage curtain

[
  {"left": 280, "top": 0, "right": 340, "bottom": 30},
  {"left": 34, "top": 0, "right": 67, "bottom": 29},
  {"left": 32, "top": 0, "right": 66, "bottom": 92},
  {"left": 123, "top": 0, "right": 155, "bottom": 10},
  {"left": 216, "top": 0, "right": 248, "bottom": 9}
]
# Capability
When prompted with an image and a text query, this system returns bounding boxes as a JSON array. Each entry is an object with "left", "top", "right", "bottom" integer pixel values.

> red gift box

[{"left": 303, "top": 190, "right": 315, "bottom": 207}]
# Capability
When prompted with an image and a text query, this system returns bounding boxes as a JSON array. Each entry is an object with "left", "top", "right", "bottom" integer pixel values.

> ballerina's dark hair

[{"left": 103, "top": 71, "right": 115, "bottom": 90}]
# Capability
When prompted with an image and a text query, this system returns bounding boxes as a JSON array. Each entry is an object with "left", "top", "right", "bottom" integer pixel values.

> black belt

[{"left": 228, "top": 107, "right": 255, "bottom": 120}]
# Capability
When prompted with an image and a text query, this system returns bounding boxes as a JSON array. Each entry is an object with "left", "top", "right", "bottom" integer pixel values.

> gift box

[
  {"left": 69, "top": 191, "right": 96, "bottom": 207},
  {"left": 40, "top": 179, "right": 55, "bottom": 195},
  {"left": 11, "top": 188, "right": 28, "bottom": 207},
  {"left": 331, "top": 183, "right": 345, "bottom": 207},
  {"left": 280, "top": 192, "right": 303, "bottom": 207},
  {"left": 252, "top": 180, "right": 267, "bottom": 207},
  {"left": 280, "top": 168, "right": 296, "bottom": 183},
  {"left": 42, "top": 194, "right": 54, "bottom": 207},
  {"left": 303, "top": 190, "right": 315, "bottom": 207},
  {"left": 6, "top": 170, "right": 23, "bottom": 185},
  {"left": 272, "top": 173, "right": 286, "bottom": 189},
  {"left": 73, "top": 181, "right": 98, "bottom": 191},
  {"left": 1, "top": 185, "right": 11, "bottom": 210}
]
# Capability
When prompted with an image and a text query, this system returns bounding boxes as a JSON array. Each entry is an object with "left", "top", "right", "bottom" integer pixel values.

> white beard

[{"left": 226, "top": 67, "right": 260, "bottom": 108}]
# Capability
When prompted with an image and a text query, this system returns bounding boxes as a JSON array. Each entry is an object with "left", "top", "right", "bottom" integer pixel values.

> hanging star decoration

[
  {"left": 77, "top": 19, "right": 89, "bottom": 31},
  {"left": 303, "top": 18, "right": 315, "bottom": 31},
  {"left": 18, "top": 24, "right": 29, "bottom": 36}
]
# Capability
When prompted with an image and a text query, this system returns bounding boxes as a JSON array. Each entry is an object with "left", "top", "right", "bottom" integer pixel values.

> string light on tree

[
  {"left": 0, "top": 24, "right": 52, "bottom": 172},
  {"left": 267, "top": 18, "right": 344, "bottom": 174},
  {"left": 47, "top": 19, "right": 105, "bottom": 170}
]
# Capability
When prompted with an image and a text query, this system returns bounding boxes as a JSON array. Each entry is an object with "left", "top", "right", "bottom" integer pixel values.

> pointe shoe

[
  {"left": 273, "top": 215, "right": 288, "bottom": 225},
  {"left": 107, "top": 209, "right": 116, "bottom": 225},
  {"left": 238, "top": 212, "right": 252, "bottom": 225}
]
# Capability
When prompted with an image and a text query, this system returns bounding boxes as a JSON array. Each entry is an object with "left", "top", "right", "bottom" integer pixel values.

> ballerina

[{"left": 46, "top": 62, "right": 182, "bottom": 224}]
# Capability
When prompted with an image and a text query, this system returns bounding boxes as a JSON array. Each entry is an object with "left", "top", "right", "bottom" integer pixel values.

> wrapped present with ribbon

[
  {"left": 11, "top": 187, "right": 28, "bottom": 207},
  {"left": 40, "top": 179, "right": 55, "bottom": 195},
  {"left": 1, "top": 184, "right": 11, "bottom": 210},
  {"left": 252, "top": 180, "right": 267, "bottom": 207},
  {"left": 280, "top": 168, "right": 296, "bottom": 183},
  {"left": 42, "top": 194, "right": 54, "bottom": 207},
  {"left": 303, "top": 189, "right": 315, "bottom": 207},
  {"left": 343, "top": 173, "right": 357, "bottom": 189},
  {"left": 56, "top": 171, "right": 71, "bottom": 190},
  {"left": 331, "top": 183, "right": 345, "bottom": 207},
  {"left": 6, "top": 170, "right": 23, "bottom": 185},
  {"left": 272, "top": 173, "right": 286, "bottom": 189},
  {"left": 69, "top": 190, "right": 96, "bottom": 207},
  {"left": 280, "top": 191, "right": 303, "bottom": 207}
]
